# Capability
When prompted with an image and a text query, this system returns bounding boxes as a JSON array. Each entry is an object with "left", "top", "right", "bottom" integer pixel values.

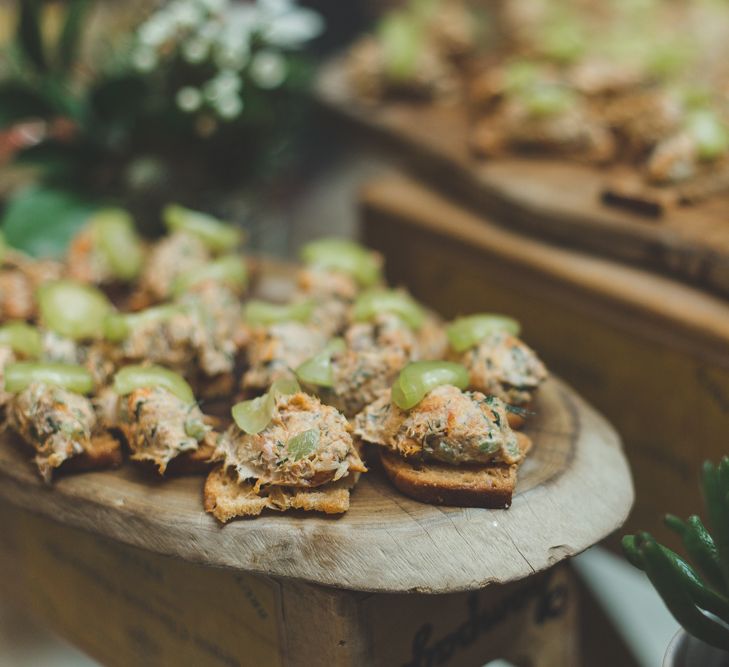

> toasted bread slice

[
  {"left": 379, "top": 432, "right": 533, "bottom": 509},
  {"left": 166, "top": 442, "right": 216, "bottom": 476},
  {"left": 63, "top": 431, "right": 124, "bottom": 473},
  {"left": 204, "top": 465, "right": 359, "bottom": 522}
]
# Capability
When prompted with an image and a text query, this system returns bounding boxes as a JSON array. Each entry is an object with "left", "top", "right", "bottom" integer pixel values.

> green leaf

[
  {"left": 0, "top": 82, "right": 54, "bottom": 127},
  {"left": 1, "top": 186, "right": 96, "bottom": 258},
  {"left": 287, "top": 428, "right": 320, "bottom": 461},
  {"left": 58, "top": 0, "right": 91, "bottom": 72},
  {"left": 17, "top": 0, "right": 47, "bottom": 73}
]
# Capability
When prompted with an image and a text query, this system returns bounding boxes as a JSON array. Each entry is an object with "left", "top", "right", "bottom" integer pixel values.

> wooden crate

[
  {"left": 0, "top": 503, "right": 579, "bottom": 667},
  {"left": 360, "top": 175, "right": 729, "bottom": 545}
]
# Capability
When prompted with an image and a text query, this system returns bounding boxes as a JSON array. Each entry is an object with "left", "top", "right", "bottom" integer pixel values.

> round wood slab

[
  {"left": 0, "top": 375, "right": 632, "bottom": 594},
  {"left": 0, "top": 259, "right": 632, "bottom": 593},
  {"left": 316, "top": 56, "right": 729, "bottom": 300}
]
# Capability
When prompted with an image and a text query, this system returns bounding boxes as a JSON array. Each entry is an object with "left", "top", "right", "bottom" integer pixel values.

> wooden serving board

[
  {"left": 316, "top": 56, "right": 729, "bottom": 300},
  {"left": 0, "top": 262, "right": 632, "bottom": 595},
  {"left": 0, "top": 377, "right": 629, "bottom": 594}
]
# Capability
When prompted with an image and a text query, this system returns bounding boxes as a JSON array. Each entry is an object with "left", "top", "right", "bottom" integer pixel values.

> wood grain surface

[
  {"left": 0, "top": 504, "right": 580, "bottom": 666},
  {"left": 316, "top": 56, "right": 729, "bottom": 300},
  {"left": 0, "top": 262, "right": 632, "bottom": 594}
]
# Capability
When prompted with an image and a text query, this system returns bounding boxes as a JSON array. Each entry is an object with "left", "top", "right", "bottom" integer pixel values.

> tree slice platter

[
  {"left": 316, "top": 56, "right": 729, "bottom": 300},
  {"left": 0, "top": 261, "right": 632, "bottom": 594}
]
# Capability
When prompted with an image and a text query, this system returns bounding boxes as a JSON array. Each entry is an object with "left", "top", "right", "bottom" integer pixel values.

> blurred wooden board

[
  {"left": 0, "top": 261, "right": 631, "bottom": 594},
  {"left": 360, "top": 175, "right": 729, "bottom": 547},
  {"left": 317, "top": 56, "right": 729, "bottom": 299}
]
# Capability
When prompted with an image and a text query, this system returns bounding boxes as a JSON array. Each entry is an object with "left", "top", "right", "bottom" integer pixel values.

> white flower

[
  {"left": 223, "top": 4, "right": 261, "bottom": 38},
  {"left": 216, "top": 94, "right": 244, "bottom": 119},
  {"left": 216, "top": 69, "right": 243, "bottom": 92},
  {"left": 182, "top": 37, "right": 210, "bottom": 64},
  {"left": 250, "top": 49, "right": 287, "bottom": 89},
  {"left": 199, "top": 0, "right": 228, "bottom": 12},
  {"left": 199, "top": 19, "right": 223, "bottom": 42},
  {"left": 203, "top": 70, "right": 243, "bottom": 102},
  {"left": 258, "top": 0, "right": 294, "bottom": 15},
  {"left": 139, "top": 16, "right": 175, "bottom": 47},
  {"left": 176, "top": 86, "right": 203, "bottom": 112},
  {"left": 168, "top": 1, "right": 203, "bottom": 29},
  {"left": 214, "top": 42, "right": 250, "bottom": 69},
  {"left": 218, "top": 0, "right": 324, "bottom": 51},
  {"left": 260, "top": 8, "right": 324, "bottom": 48},
  {"left": 214, "top": 24, "right": 252, "bottom": 69},
  {"left": 132, "top": 47, "right": 158, "bottom": 72}
]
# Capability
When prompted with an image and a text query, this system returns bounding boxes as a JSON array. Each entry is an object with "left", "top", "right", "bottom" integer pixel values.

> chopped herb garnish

[
  {"left": 287, "top": 428, "right": 320, "bottom": 461},
  {"left": 479, "top": 440, "right": 499, "bottom": 454},
  {"left": 184, "top": 418, "right": 208, "bottom": 441},
  {"left": 505, "top": 403, "right": 532, "bottom": 417}
]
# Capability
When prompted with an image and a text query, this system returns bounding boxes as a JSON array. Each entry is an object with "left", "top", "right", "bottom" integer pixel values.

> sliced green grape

[
  {"left": 521, "top": 84, "right": 575, "bottom": 118},
  {"left": 378, "top": 10, "right": 424, "bottom": 81},
  {"left": 446, "top": 314, "right": 521, "bottom": 353},
  {"left": 104, "top": 304, "right": 184, "bottom": 343},
  {"left": 5, "top": 362, "right": 94, "bottom": 394},
  {"left": 113, "top": 364, "right": 195, "bottom": 403},
  {"left": 352, "top": 289, "right": 425, "bottom": 330},
  {"left": 38, "top": 280, "right": 112, "bottom": 340},
  {"left": 540, "top": 19, "right": 585, "bottom": 64},
  {"left": 646, "top": 40, "right": 694, "bottom": 79},
  {"left": 296, "top": 338, "right": 346, "bottom": 388},
  {"left": 231, "top": 393, "right": 276, "bottom": 435},
  {"left": 0, "top": 321, "right": 42, "bottom": 358},
  {"left": 686, "top": 109, "right": 729, "bottom": 161},
  {"left": 163, "top": 203, "right": 243, "bottom": 252},
  {"left": 244, "top": 299, "right": 312, "bottom": 326},
  {"left": 90, "top": 208, "right": 144, "bottom": 281},
  {"left": 503, "top": 60, "right": 540, "bottom": 95},
  {"left": 171, "top": 255, "right": 247, "bottom": 296},
  {"left": 391, "top": 361, "right": 469, "bottom": 410},
  {"left": 232, "top": 376, "right": 301, "bottom": 435},
  {"left": 300, "top": 237, "right": 382, "bottom": 287},
  {"left": 270, "top": 376, "right": 301, "bottom": 398}
]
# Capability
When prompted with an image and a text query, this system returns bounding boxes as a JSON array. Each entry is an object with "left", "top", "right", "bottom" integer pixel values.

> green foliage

[
  {"left": 623, "top": 457, "right": 729, "bottom": 650},
  {"left": 58, "top": 0, "right": 91, "bottom": 72},
  {"left": 0, "top": 82, "right": 55, "bottom": 127},
  {"left": 17, "top": 0, "right": 47, "bottom": 74},
  {"left": 0, "top": 0, "right": 320, "bottom": 255},
  {"left": 2, "top": 186, "right": 96, "bottom": 258}
]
